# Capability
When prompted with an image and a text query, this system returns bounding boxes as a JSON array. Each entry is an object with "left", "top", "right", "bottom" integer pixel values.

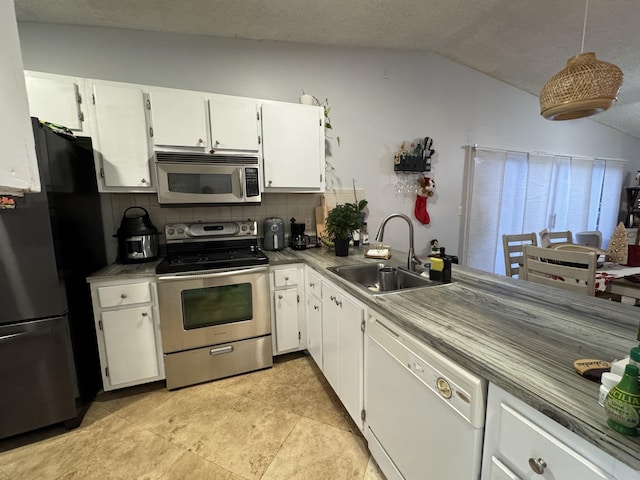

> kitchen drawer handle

[
  {"left": 141, "top": 312, "right": 148, "bottom": 317},
  {"left": 210, "top": 345, "right": 234, "bottom": 356},
  {"left": 278, "top": 294, "right": 283, "bottom": 300},
  {"left": 528, "top": 457, "right": 547, "bottom": 475},
  {"left": 335, "top": 299, "right": 342, "bottom": 307},
  {"left": 309, "top": 282, "right": 315, "bottom": 287},
  {"left": 330, "top": 295, "right": 336, "bottom": 301},
  {"left": 120, "top": 293, "right": 127, "bottom": 299},
  {"left": 314, "top": 305, "right": 319, "bottom": 310}
]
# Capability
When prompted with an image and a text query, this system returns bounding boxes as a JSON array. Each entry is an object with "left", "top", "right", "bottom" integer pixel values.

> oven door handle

[{"left": 157, "top": 266, "right": 268, "bottom": 282}]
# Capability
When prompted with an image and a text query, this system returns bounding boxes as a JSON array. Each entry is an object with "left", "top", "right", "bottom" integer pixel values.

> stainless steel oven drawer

[{"left": 163, "top": 335, "right": 273, "bottom": 390}]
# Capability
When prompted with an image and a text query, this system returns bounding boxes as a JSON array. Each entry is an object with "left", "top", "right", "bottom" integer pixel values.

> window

[{"left": 460, "top": 146, "right": 625, "bottom": 275}]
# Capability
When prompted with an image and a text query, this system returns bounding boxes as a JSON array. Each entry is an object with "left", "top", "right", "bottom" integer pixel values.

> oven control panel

[{"left": 165, "top": 221, "right": 257, "bottom": 242}]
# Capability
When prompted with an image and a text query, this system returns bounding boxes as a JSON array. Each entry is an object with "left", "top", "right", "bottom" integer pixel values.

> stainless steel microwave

[{"left": 155, "top": 152, "right": 262, "bottom": 205}]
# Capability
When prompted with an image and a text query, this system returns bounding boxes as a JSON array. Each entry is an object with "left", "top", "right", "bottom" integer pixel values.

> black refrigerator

[{"left": 0, "top": 118, "right": 107, "bottom": 439}]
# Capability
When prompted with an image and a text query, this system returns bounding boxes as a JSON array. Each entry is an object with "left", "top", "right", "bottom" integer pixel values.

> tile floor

[{"left": 0, "top": 352, "right": 385, "bottom": 480}]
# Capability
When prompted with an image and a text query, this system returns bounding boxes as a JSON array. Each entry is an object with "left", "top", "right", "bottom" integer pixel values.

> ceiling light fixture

[{"left": 539, "top": 0, "right": 623, "bottom": 121}]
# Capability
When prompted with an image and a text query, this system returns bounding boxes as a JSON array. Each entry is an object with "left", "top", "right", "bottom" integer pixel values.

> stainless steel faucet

[{"left": 375, "top": 213, "right": 421, "bottom": 271}]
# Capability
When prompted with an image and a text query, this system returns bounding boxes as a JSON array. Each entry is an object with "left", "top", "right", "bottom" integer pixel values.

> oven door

[
  {"left": 157, "top": 266, "right": 270, "bottom": 353},
  {"left": 156, "top": 161, "right": 247, "bottom": 204}
]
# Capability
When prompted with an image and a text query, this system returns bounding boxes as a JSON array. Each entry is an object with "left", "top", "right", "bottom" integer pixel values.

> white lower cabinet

[
  {"left": 89, "top": 277, "right": 165, "bottom": 391},
  {"left": 270, "top": 264, "right": 306, "bottom": 355},
  {"left": 305, "top": 268, "right": 323, "bottom": 369},
  {"left": 481, "top": 383, "right": 638, "bottom": 480},
  {"left": 318, "top": 275, "right": 365, "bottom": 430}
]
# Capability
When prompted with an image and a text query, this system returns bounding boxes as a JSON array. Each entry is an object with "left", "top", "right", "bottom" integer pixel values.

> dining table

[{"left": 596, "top": 263, "right": 640, "bottom": 300}]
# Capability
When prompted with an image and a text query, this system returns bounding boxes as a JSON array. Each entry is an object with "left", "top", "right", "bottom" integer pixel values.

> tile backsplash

[{"left": 108, "top": 188, "right": 366, "bottom": 243}]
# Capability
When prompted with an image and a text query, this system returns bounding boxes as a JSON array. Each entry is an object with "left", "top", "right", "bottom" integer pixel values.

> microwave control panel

[{"left": 245, "top": 167, "right": 260, "bottom": 197}]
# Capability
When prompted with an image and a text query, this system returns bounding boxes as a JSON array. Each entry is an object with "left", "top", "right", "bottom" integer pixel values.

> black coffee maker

[{"left": 290, "top": 218, "right": 309, "bottom": 250}]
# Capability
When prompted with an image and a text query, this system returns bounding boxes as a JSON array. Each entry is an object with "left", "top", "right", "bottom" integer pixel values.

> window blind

[{"left": 460, "top": 146, "right": 625, "bottom": 275}]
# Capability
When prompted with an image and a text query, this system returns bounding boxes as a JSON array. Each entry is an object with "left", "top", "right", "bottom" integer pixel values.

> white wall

[{"left": 17, "top": 22, "right": 640, "bottom": 258}]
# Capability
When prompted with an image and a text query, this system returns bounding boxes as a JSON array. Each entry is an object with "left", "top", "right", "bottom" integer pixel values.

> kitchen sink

[{"left": 327, "top": 262, "right": 452, "bottom": 295}]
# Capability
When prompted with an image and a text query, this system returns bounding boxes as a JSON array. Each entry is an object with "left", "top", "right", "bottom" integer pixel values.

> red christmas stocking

[{"left": 414, "top": 195, "right": 430, "bottom": 224}]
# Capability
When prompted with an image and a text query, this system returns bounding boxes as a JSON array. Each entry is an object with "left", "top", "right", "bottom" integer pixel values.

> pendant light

[{"left": 539, "top": 0, "right": 623, "bottom": 121}]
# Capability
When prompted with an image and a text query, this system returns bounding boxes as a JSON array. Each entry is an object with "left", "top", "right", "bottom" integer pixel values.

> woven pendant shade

[{"left": 540, "top": 52, "right": 623, "bottom": 120}]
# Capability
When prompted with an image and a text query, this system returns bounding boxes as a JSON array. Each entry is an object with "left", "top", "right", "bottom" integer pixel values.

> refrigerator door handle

[{"left": 0, "top": 331, "right": 29, "bottom": 342}]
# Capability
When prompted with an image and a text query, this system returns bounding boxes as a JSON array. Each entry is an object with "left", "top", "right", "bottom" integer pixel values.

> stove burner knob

[
  {"left": 241, "top": 224, "right": 248, "bottom": 231},
  {"left": 167, "top": 228, "right": 175, "bottom": 235},
  {"left": 177, "top": 228, "right": 185, "bottom": 234}
]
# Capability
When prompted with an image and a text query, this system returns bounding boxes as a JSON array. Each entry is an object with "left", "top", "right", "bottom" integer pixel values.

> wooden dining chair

[
  {"left": 521, "top": 245, "right": 596, "bottom": 296},
  {"left": 502, "top": 233, "right": 538, "bottom": 278},
  {"left": 539, "top": 230, "right": 573, "bottom": 247}
]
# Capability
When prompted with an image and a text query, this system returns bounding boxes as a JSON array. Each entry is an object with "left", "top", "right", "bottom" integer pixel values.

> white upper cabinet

[
  {"left": 209, "top": 95, "right": 260, "bottom": 153},
  {"left": 261, "top": 102, "right": 325, "bottom": 192},
  {"left": 148, "top": 88, "right": 209, "bottom": 151},
  {"left": 0, "top": 4, "right": 39, "bottom": 195},
  {"left": 24, "top": 71, "right": 87, "bottom": 134},
  {"left": 87, "top": 80, "right": 154, "bottom": 192}
]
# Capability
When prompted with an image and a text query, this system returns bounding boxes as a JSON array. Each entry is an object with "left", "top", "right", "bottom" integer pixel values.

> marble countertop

[
  {"left": 87, "top": 259, "right": 161, "bottom": 282},
  {"left": 267, "top": 246, "right": 640, "bottom": 471}
]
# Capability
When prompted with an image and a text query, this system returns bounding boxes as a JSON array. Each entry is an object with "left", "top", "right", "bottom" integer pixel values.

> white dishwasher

[{"left": 365, "top": 315, "right": 487, "bottom": 480}]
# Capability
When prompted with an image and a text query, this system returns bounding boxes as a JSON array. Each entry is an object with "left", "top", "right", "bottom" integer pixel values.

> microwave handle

[{"left": 238, "top": 168, "right": 244, "bottom": 198}]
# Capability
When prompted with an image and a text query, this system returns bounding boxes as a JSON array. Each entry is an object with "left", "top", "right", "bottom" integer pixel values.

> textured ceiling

[{"left": 14, "top": 0, "right": 640, "bottom": 138}]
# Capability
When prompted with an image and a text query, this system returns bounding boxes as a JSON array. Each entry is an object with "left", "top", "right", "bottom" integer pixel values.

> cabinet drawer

[
  {"left": 496, "top": 403, "right": 613, "bottom": 479},
  {"left": 97, "top": 282, "right": 152, "bottom": 308},
  {"left": 273, "top": 268, "right": 298, "bottom": 287},
  {"left": 306, "top": 269, "right": 322, "bottom": 298}
]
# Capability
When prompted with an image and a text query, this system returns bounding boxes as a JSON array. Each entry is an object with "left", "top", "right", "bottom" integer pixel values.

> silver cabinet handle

[
  {"left": 330, "top": 295, "right": 336, "bottom": 301},
  {"left": 278, "top": 294, "right": 283, "bottom": 300},
  {"left": 120, "top": 293, "right": 127, "bottom": 299},
  {"left": 528, "top": 457, "right": 547, "bottom": 475},
  {"left": 313, "top": 305, "right": 319, "bottom": 310},
  {"left": 210, "top": 345, "right": 234, "bottom": 356},
  {"left": 141, "top": 312, "right": 148, "bottom": 317},
  {"left": 335, "top": 299, "right": 342, "bottom": 307},
  {"left": 284, "top": 276, "right": 289, "bottom": 281},
  {"left": 309, "top": 282, "right": 315, "bottom": 287}
]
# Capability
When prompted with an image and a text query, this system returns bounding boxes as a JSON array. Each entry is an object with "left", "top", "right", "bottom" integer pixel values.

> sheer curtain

[{"left": 461, "top": 146, "right": 625, "bottom": 275}]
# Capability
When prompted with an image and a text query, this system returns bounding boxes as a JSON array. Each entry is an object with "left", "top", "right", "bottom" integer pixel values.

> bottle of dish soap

[{"left": 604, "top": 364, "right": 640, "bottom": 436}]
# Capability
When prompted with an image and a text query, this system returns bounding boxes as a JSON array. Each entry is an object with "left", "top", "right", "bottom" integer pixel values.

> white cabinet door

[
  {"left": 337, "top": 293, "right": 364, "bottom": 427},
  {"left": 0, "top": 3, "right": 39, "bottom": 195},
  {"left": 274, "top": 287, "right": 300, "bottom": 352},
  {"left": 321, "top": 281, "right": 340, "bottom": 392},
  {"left": 306, "top": 292, "right": 323, "bottom": 369},
  {"left": 149, "top": 88, "right": 208, "bottom": 150},
  {"left": 209, "top": 96, "right": 260, "bottom": 152},
  {"left": 482, "top": 383, "right": 620, "bottom": 480},
  {"left": 262, "top": 102, "right": 324, "bottom": 191},
  {"left": 88, "top": 81, "right": 153, "bottom": 191},
  {"left": 24, "top": 71, "right": 85, "bottom": 133},
  {"left": 100, "top": 306, "right": 160, "bottom": 388},
  {"left": 496, "top": 403, "right": 613, "bottom": 479}
]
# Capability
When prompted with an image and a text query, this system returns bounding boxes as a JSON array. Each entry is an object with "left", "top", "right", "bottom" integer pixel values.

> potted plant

[{"left": 325, "top": 204, "right": 362, "bottom": 256}]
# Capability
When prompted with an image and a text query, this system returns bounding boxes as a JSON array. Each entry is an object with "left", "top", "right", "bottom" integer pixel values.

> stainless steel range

[{"left": 156, "top": 220, "right": 272, "bottom": 390}]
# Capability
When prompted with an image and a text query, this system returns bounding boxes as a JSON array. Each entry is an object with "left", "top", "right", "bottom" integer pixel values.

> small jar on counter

[{"left": 599, "top": 372, "right": 622, "bottom": 407}]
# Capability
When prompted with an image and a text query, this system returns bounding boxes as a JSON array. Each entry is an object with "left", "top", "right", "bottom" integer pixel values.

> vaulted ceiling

[{"left": 14, "top": 0, "right": 640, "bottom": 138}]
